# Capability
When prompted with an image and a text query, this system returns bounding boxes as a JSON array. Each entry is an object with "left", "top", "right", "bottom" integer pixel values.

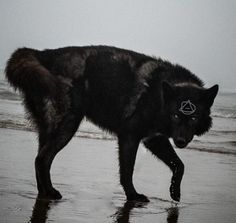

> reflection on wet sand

[
  {"left": 113, "top": 201, "right": 148, "bottom": 223},
  {"left": 113, "top": 201, "right": 179, "bottom": 223},
  {"left": 29, "top": 197, "right": 179, "bottom": 223},
  {"left": 28, "top": 198, "right": 52, "bottom": 223},
  {"left": 167, "top": 207, "right": 179, "bottom": 223}
]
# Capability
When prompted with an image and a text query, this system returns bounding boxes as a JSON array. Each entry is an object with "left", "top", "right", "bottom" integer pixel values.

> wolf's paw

[
  {"left": 127, "top": 193, "right": 150, "bottom": 202},
  {"left": 38, "top": 187, "right": 62, "bottom": 200},
  {"left": 170, "top": 184, "right": 180, "bottom": 202}
]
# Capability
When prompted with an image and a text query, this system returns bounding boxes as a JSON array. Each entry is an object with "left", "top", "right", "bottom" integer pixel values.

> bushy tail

[{"left": 5, "top": 48, "right": 57, "bottom": 96}]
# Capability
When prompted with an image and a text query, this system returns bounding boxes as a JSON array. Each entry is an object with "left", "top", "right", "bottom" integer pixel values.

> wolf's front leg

[
  {"left": 118, "top": 135, "right": 149, "bottom": 202},
  {"left": 143, "top": 134, "right": 184, "bottom": 201}
]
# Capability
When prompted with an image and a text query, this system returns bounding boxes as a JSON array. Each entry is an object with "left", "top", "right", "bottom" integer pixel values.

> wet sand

[{"left": 0, "top": 128, "right": 236, "bottom": 223}]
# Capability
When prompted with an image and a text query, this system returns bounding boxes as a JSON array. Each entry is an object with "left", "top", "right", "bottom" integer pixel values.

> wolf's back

[{"left": 5, "top": 48, "right": 57, "bottom": 96}]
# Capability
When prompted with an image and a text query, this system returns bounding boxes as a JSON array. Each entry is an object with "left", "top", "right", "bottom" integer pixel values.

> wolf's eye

[
  {"left": 172, "top": 114, "right": 180, "bottom": 120},
  {"left": 190, "top": 116, "right": 198, "bottom": 122}
]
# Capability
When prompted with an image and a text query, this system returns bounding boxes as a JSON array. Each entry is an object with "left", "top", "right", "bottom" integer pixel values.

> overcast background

[{"left": 0, "top": 0, "right": 235, "bottom": 91}]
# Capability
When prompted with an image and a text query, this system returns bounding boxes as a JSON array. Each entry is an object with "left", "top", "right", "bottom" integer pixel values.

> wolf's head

[{"left": 162, "top": 82, "right": 219, "bottom": 148}]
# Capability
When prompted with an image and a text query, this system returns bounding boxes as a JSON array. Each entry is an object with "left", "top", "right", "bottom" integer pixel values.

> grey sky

[{"left": 0, "top": 0, "right": 235, "bottom": 91}]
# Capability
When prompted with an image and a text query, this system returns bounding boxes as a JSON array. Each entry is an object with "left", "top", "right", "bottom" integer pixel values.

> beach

[
  {"left": 0, "top": 128, "right": 236, "bottom": 223},
  {"left": 1, "top": 71, "right": 236, "bottom": 222}
]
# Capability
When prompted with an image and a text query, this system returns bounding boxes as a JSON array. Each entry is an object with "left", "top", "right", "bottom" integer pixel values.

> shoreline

[{"left": 1, "top": 125, "right": 235, "bottom": 156}]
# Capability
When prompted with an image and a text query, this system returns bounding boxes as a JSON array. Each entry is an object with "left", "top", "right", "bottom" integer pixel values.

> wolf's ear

[
  {"left": 162, "top": 81, "right": 175, "bottom": 103},
  {"left": 204, "top": 84, "right": 219, "bottom": 107}
]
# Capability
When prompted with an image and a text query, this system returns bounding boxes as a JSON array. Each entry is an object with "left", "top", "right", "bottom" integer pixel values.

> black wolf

[{"left": 5, "top": 46, "right": 218, "bottom": 202}]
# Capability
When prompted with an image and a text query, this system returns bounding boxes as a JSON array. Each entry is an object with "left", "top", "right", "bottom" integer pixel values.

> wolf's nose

[
  {"left": 176, "top": 138, "right": 185, "bottom": 144},
  {"left": 175, "top": 138, "right": 187, "bottom": 148}
]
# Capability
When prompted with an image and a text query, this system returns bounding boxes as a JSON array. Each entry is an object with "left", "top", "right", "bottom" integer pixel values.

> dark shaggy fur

[{"left": 5, "top": 45, "right": 218, "bottom": 202}]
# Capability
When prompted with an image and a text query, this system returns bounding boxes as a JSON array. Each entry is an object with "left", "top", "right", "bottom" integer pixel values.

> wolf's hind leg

[
  {"left": 35, "top": 112, "right": 83, "bottom": 200},
  {"left": 143, "top": 135, "right": 184, "bottom": 202}
]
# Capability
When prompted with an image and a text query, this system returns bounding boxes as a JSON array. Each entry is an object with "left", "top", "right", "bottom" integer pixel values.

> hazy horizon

[{"left": 0, "top": 0, "right": 235, "bottom": 91}]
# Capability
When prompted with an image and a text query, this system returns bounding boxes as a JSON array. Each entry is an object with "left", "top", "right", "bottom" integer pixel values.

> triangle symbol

[
  {"left": 183, "top": 102, "right": 192, "bottom": 111},
  {"left": 179, "top": 100, "right": 196, "bottom": 115}
]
